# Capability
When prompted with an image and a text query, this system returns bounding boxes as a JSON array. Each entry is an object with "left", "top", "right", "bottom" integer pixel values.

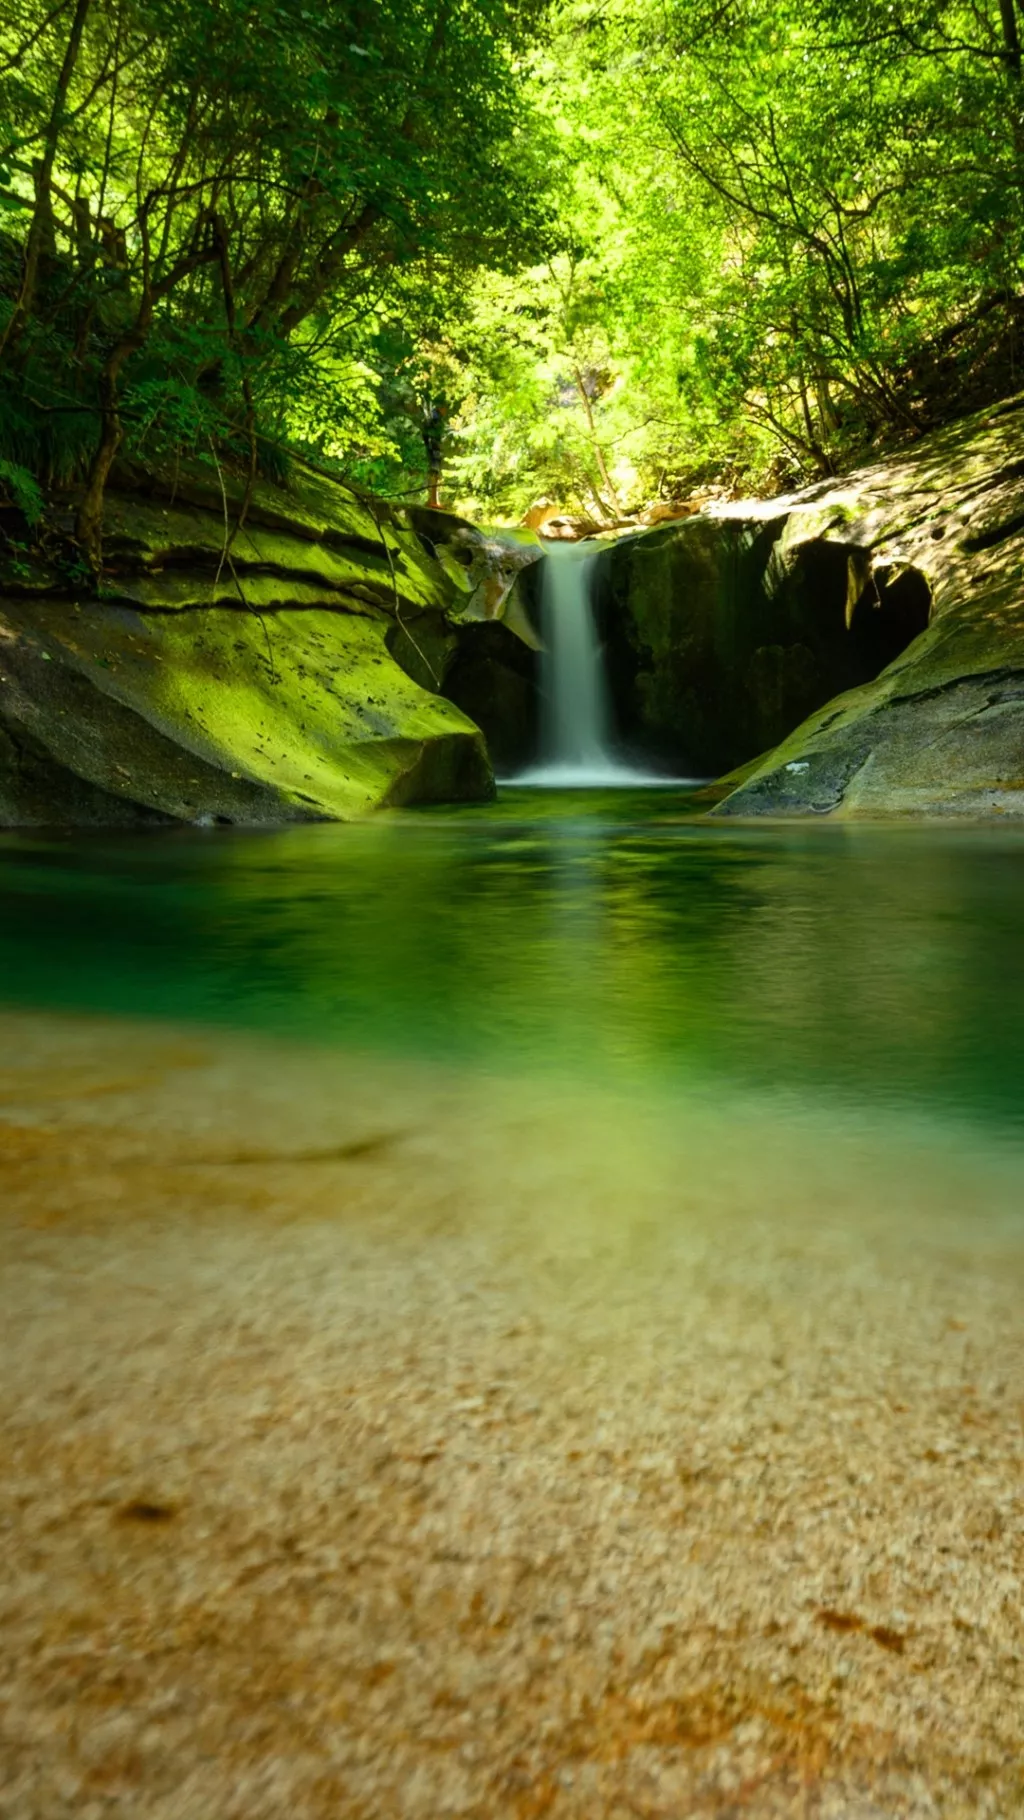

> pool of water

[
  {"left": 5, "top": 791, "right": 1024, "bottom": 1814},
  {"left": 2, "top": 787, "right": 1024, "bottom": 1133}
]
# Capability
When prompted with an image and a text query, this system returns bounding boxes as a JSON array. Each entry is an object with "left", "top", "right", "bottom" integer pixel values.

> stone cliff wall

[
  {"left": 595, "top": 394, "right": 1024, "bottom": 816},
  {"left": 593, "top": 485, "right": 930, "bottom": 778}
]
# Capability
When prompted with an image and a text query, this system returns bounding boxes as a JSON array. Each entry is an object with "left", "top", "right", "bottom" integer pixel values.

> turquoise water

[{"left": 2, "top": 787, "right": 1024, "bottom": 1130}]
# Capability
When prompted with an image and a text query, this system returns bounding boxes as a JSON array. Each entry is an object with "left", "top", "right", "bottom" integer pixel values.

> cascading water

[{"left": 515, "top": 540, "right": 656, "bottom": 786}]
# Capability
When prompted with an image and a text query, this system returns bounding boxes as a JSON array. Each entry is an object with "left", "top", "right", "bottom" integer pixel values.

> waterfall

[{"left": 515, "top": 540, "right": 648, "bottom": 786}]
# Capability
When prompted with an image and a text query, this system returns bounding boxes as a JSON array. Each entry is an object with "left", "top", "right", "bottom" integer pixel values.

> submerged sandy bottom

[{"left": 1, "top": 1010, "right": 1023, "bottom": 1819}]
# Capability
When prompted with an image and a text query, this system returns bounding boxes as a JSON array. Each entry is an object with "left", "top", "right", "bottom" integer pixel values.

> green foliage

[
  {"left": 3, "top": 0, "right": 1022, "bottom": 535},
  {"left": 0, "top": 0, "right": 551, "bottom": 547},
  {"left": 0, "top": 456, "right": 43, "bottom": 523},
  {"left": 440, "top": 0, "right": 1024, "bottom": 515},
  {"left": 0, "top": 333, "right": 100, "bottom": 486}
]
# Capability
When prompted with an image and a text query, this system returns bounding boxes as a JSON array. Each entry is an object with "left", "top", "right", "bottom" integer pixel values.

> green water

[{"left": 2, "top": 787, "right": 1024, "bottom": 1131}]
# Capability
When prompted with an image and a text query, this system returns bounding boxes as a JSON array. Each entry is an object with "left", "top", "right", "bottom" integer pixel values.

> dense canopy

[{"left": 2, "top": 0, "right": 1024, "bottom": 539}]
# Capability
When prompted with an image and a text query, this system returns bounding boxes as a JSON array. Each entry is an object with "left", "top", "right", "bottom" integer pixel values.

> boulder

[
  {"left": 0, "top": 464, "right": 540, "bottom": 825},
  {"left": 442, "top": 620, "right": 540, "bottom": 776},
  {"left": 434, "top": 528, "right": 542, "bottom": 774},
  {"left": 637, "top": 499, "right": 705, "bottom": 527}
]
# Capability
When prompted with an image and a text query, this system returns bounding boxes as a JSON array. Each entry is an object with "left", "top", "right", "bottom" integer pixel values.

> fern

[
  {"left": 0, "top": 457, "right": 44, "bottom": 525},
  {"left": 0, "top": 358, "right": 99, "bottom": 491}
]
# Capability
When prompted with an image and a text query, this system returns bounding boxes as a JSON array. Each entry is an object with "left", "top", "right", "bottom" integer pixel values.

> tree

[
  {"left": 0, "top": 0, "right": 550, "bottom": 560},
  {"left": 435, "top": 0, "right": 1024, "bottom": 516}
]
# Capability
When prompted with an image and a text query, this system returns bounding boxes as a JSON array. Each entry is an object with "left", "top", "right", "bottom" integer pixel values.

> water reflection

[{"left": 1, "top": 789, "right": 1024, "bottom": 1128}]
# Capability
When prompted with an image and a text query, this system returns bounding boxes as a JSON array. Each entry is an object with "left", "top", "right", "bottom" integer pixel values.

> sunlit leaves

[
  {"left": 0, "top": 0, "right": 552, "bottom": 511},
  {"left": 441, "top": 0, "right": 1024, "bottom": 514}
]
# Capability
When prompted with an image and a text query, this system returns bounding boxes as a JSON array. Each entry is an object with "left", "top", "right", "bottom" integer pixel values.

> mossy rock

[
  {"left": 589, "top": 390, "right": 1024, "bottom": 813},
  {"left": 0, "top": 463, "right": 536, "bottom": 825},
  {"left": 0, "top": 596, "right": 492, "bottom": 824},
  {"left": 593, "top": 510, "right": 930, "bottom": 776},
  {"left": 713, "top": 574, "right": 1024, "bottom": 819},
  {"left": 96, "top": 493, "right": 444, "bottom": 616}
]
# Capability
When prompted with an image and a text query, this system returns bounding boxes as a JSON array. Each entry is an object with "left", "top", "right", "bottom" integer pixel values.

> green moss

[
  {"left": 2, "top": 599, "right": 491, "bottom": 820},
  {"left": 0, "top": 461, "right": 542, "bottom": 825},
  {"left": 111, "top": 572, "right": 389, "bottom": 615},
  {"left": 102, "top": 495, "right": 442, "bottom": 613}
]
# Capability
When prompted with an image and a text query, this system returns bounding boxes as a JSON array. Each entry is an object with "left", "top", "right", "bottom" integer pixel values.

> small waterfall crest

[{"left": 515, "top": 541, "right": 654, "bottom": 786}]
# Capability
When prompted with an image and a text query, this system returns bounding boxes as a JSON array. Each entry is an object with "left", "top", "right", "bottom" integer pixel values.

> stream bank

[{"left": 4, "top": 992, "right": 1024, "bottom": 1818}]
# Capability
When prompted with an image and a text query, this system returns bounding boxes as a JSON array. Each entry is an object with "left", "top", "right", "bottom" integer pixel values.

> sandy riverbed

[{"left": 1, "top": 1008, "right": 1023, "bottom": 1818}]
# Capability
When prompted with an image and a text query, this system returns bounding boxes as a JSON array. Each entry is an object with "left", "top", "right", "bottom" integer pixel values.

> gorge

[{"left": 3, "top": 391, "right": 1022, "bottom": 823}]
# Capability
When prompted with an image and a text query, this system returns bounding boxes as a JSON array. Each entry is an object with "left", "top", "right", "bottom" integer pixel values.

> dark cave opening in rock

[
  {"left": 847, "top": 564, "right": 932, "bottom": 680},
  {"left": 442, "top": 620, "right": 540, "bottom": 776}
]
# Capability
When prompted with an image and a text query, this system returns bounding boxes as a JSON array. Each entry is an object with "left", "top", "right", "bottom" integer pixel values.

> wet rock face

[
  {"left": 593, "top": 513, "right": 931, "bottom": 778},
  {"left": 0, "top": 713, "right": 175, "bottom": 828},
  {"left": 442, "top": 621, "right": 539, "bottom": 777},
  {"left": 712, "top": 395, "right": 1024, "bottom": 817},
  {"left": 715, "top": 672, "right": 1024, "bottom": 818},
  {"left": 594, "top": 391, "right": 1024, "bottom": 814},
  {"left": 0, "top": 469, "right": 540, "bottom": 826}
]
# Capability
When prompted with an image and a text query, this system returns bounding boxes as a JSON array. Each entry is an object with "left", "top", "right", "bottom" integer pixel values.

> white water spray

[{"left": 514, "top": 540, "right": 663, "bottom": 786}]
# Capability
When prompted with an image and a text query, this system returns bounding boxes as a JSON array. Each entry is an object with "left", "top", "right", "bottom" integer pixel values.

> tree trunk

[
  {"left": 998, "top": 0, "right": 1024, "bottom": 176},
  {"left": 1000, "top": 0, "right": 1022, "bottom": 76},
  {"left": 76, "top": 228, "right": 219, "bottom": 571},
  {"left": 573, "top": 366, "right": 621, "bottom": 518},
  {"left": 0, "top": 0, "right": 93, "bottom": 357},
  {"left": 75, "top": 339, "right": 137, "bottom": 572}
]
